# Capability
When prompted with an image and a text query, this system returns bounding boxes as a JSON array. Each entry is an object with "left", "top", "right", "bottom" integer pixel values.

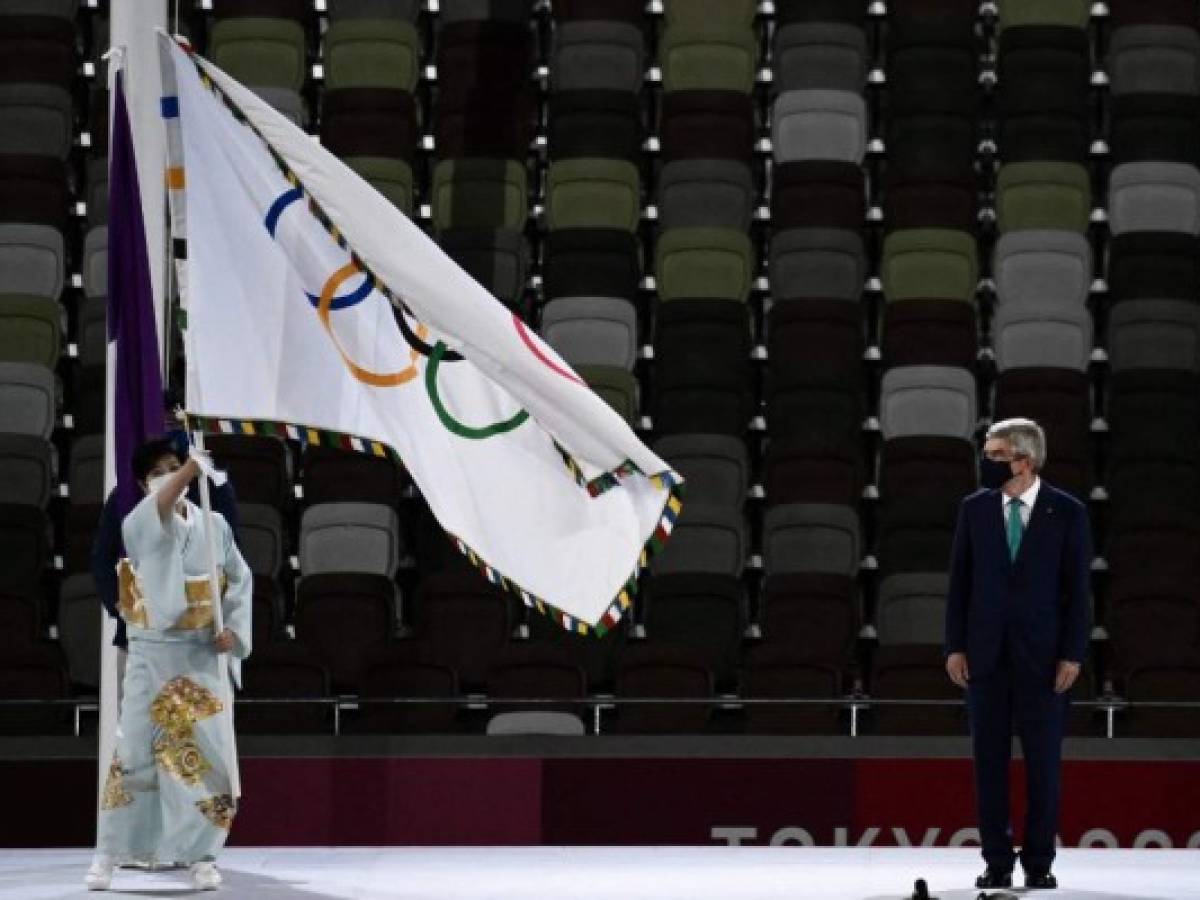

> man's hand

[
  {"left": 946, "top": 652, "right": 969, "bottom": 689},
  {"left": 213, "top": 628, "right": 235, "bottom": 654},
  {"left": 1055, "top": 660, "right": 1081, "bottom": 694}
]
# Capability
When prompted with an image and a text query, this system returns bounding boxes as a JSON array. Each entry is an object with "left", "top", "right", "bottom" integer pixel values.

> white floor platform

[{"left": 3, "top": 847, "right": 1198, "bottom": 900}]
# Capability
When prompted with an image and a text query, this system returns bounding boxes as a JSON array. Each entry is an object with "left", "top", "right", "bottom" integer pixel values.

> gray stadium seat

[
  {"left": 77, "top": 296, "right": 108, "bottom": 370},
  {"left": 771, "top": 89, "right": 867, "bottom": 163},
  {"left": 1108, "top": 162, "right": 1200, "bottom": 235},
  {"left": 540, "top": 296, "right": 638, "bottom": 371},
  {"left": 762, "top": 503, "right": 861, "bottom": 578},
  {"left": 57, "top": 573, "right": 102, "bottom": 691},
  {"left": 651, "top": 434, "right": 748, "bottom": 509},
  {"left": 1108, "top": 299, "right": 1200, "bottom": 374},
  {"left": 486, "top": 711, "right": 586, "bottom": 736},
  {"left": 0, "top": 434, "right": 55, "bottom": 508},
  {"left": 649, "top": 504, "right": 746, "bottom": 577},
  {"left": 249, "top": 86, "right": 306, "bottom": 126},
  {"left": 0, "top": 84, "right": 74, "bottom": 159},
  {"left": 875, "top": 573, "right": 949, "bottom": 645},
  {"left": 552, "top": 21, "right": 645, "bottom": 93},
  {"left": 0, "top": 362, "right": 56, "bottom": 438},
  {"left": 772, "top": 22, "right": 868, "bottom": 93},
  {"left": 237, "top": 502, "right": 286, "bottom": 581},
  {"left": 69, "top": 434, "right": 106, "bottom": 507},
  {"left": 0, "top": 223, "right": 65, "bottom": 299},
  {"left": 768, "top": 228, "right": 865, "bottom": 302},
  {"left": 299, "top": 502, "right": 402, "bottom": 577},
  {"left": 82, "top": 226, "right": 107, "bottom": 300},
  {"left": 657, "top": 159, "right": 756, "bottom": 231},
  {"left": 993, "top": 230, "right": 1092, "bottom": 310},
  {"left": 0, "top": 0, "right": 79, "bottom": 18},
  {"left": 879, "top": 366, "right": 977, "bottom": 441},
  {"left": 439, "top": 0, "right": 531, "bottom": 23},
  {"left": 1108, "top": 25, "right": 1200, "bottom": 96},
  {"left": 992, "top": 303, "right": 1093, "bottom": 372}
]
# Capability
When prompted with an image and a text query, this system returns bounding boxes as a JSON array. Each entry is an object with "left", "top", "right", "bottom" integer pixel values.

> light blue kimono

[{"left": 97, "top": 493, "right": 252, "bottom": 865}]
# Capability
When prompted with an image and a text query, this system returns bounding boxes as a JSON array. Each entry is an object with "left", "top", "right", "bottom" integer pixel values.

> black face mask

[{"left": 980, "top": 457, "right": 1015, "bottom": 490}]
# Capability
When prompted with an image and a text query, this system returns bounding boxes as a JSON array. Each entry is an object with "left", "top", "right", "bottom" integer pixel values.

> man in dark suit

[{"left": 945, "top": 418, "right": 1092, "bottom": 891}]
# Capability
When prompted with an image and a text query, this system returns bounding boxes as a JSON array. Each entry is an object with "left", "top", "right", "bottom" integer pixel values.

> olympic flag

[{"left": 158, "top": 36, "right": 680, "bottom": 632}]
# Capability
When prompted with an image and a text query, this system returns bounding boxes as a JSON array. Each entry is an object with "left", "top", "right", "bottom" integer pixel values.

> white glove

[{"left": 189, "top": 447, "right": 228, "bottom": 487}]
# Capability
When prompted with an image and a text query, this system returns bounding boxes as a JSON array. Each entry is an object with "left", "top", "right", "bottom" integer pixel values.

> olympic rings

[{"left": 425, "top": 340, "right": 529, "bottom": 439}]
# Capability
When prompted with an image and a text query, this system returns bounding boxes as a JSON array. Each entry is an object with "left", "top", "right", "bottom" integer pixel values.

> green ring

[{"left": 425, "top": 340, "right": 529, "bottom": 439}]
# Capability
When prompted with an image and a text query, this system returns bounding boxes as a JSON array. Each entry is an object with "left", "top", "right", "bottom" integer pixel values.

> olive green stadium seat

[
  {"left": 431, "top": 158, "right": 528, "bottom": 232},
  {"left": 881, "top": 229, "right": 979, "bottom": 304},
  {"left": 344, "top": 156, "right": 414, "bottom": 216},
  {"left": 998, "top": 0, "right": 1090, "bottom": 31},
  {"left": 663, "top": 0, "right": 756, "bottom": 28},
  {"left": 546, "top": 158, "right": 641, "bottom": 232},
  {"left": 0, "top": 295, "right": 62, "bottom": 369},
  {"left": 996, "top": 162, "right": 1092, "bottom": 233},
  {"left": 209, "top": 17, "right": 307, "bottom": 92},
  {"left": 660, "top": 23, "right": 758, "bottom": 94},
  {"left": 576, "top": 365, "right": 639, "bottom": 425},
  {"left": 324, "top": 18, "right": 420, "bottom": 92},
  {"left": 655, "top": 227, "right": 755, "bottom": 303}
]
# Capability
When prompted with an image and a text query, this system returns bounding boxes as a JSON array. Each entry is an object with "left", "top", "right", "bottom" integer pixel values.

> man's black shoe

[
  {"left": 1025, "top": 871, "right": 1058, "bottom": 890},
  {"left": 975, "top": 867, "right": 1013, "bottom": 889}
]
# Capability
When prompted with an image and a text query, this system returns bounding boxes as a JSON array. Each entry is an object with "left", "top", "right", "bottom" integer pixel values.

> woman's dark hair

[{"left": 131, "top": 437, "right": 180, "bottom": 484}]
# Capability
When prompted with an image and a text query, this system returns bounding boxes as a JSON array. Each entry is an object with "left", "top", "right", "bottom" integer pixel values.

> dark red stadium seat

[
  {"left": 294, "top": 573, "right": 397, "bottom": 691},
  {"left": 238, "top": 643, "right": 332, "bottom": 735},
  {"left": 613, "top": 645, "right": 713, "bottom": 734}
]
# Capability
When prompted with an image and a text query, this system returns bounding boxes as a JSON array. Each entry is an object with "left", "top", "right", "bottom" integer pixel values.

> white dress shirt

[{"left": 1001, "top": 476, "right": 1040, "bottom": 528}]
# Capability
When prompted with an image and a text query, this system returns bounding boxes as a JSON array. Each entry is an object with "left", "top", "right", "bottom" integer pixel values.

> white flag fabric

[{"left": 157, "top": 36, "right": 681, "bottom": 633}]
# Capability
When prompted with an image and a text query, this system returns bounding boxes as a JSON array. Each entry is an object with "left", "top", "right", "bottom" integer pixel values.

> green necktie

[{"left": 1007, "top": 497, "right": 1025, "bottom": 561}]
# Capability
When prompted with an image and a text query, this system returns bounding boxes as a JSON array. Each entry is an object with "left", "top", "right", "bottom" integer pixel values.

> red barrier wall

[{"left": 13, "top": 758, "right": 1200, "bottom": 848}]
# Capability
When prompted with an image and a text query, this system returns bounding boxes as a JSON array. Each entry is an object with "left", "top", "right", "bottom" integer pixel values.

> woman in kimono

[{"left": 86, "top": 438, "right": 252, "bottom": 891}]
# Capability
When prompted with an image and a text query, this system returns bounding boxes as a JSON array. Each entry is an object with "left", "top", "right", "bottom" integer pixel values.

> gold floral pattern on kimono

[
  {"left": 101, "top": 756, "right": 134, "bottom": 810},
  {"left": 196, "top": 794, "right": 236, "bottom": 830},
  {"left": 150, "top": 676, "right": 223, "bottom": 736},
  {"left": 116, "top": 559, "right": 149, "bottom": 628},
  {"left": 153, "top": 734, "right": 213, "bottom": 786},
  {"left": 150, "top": 677, "right": 223, "bottom": 785},
  {"left": 174, "top": 572, "right": 229, "bottom": 630}
]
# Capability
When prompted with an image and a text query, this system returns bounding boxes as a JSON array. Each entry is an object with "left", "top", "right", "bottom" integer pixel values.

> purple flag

[{"left": 108, "top": 71, "right": 164, "bottom": 524}]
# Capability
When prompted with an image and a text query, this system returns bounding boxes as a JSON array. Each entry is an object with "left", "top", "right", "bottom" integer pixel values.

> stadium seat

[
  {"left": 542, "top": 229, "right": 640, "bottom": 302},
  {"left": 657, "top": 160, "right": 755, "bottom": 231},
  {"left": 1107, "top": 299, "right": 1200, "bottom": 373},
  {"left": 875, "top": 573, "right": 949, "bottom": 646},
  {"left": 879, "top": 365, "right": 977, "bottom": 441},
  {"left": 876, "top": 490, "right": 961, "bottom": 573},
  {"left": 871, "top": 644, "right": 965, "bottom": 735},
  {"left": 438, "top": 0, "right": 532, "bottom": 24},
  {"left": 576, "top": 366, "right": 639, "bottom": 424},
  {"left": 772, "top": 90, "right": 868, "bottom": 164},
  {"left": 993, "top": 230, "right": 1091, "bottom": 308},
  {"left": 323, "top": 18, "right": 420, "bottom": 92},
  {"left": 238, "top": 643, "right": 332, "bottom": 735},
  {"left": 1121, "top": 663, "right": 1200, "bottom": 738},
  {"left": 767, "top": 373, "right": 864, "bottom": 443},
  {"left": 435, "top": 89, "right": 534, "bottom": 160},
  {"left": 294, "top": 572, "right": 397, "bottom": 690},
  {"left": 758, "top": 572, "right": 858, "bottom": 663},
  {"left": 655, "top": 227, "right": 754, "bottom": 303},
  {"left": 659, "top": 23, "right": 757, "bottom": 94},
  {"left": 651, "top": 434, "right": 749, "bottom": 508},
  {"left": 884, "top": 168, "right": 977, "bottom": 233},
  {"left": 651, "top": 299, "right": 753, "bottom": 435},
  {"left": 236, "top": 503, "right": 286, "bottom": 581},
  {"left": 353, "top": 650, "right": 460, "bottom": 734},
  {"left": 343, "top": 157, "right": 413, "bottom": 216},
  {"left": 409, "top": 572, "right": 512, "bottom": 689},
  {"left": 742, "top": 646, "right": 844, "bottom": 734},
  {"left": 992, "top": 303, "right": 1093, "bottom": 372},
  {"left": 613, "top": 645, "right": 713, "bottom": 734},
  {"left": 763, "top": 434, "right": 863, "bottom": 508},
  {"left": 650, "top": 503, "right": 746, "bottom": 577},
  {"left": 878, "top": 436, "right": 978, "bottom": 508},
  {"left": 660, "top": 90, "right": 755, "bottom": 163},
  {"left": 0, "top": 295, "right": 62, "bottom": 368},
  {"left": 886, "top": 41, "right": 977, "bottom": 118},
  {"left": 773, "top": 21, "right": 868, "bottom": 94},
  {"left": 0, "top": 83, "right": 74, "bottom": 159},
  {"left": 762, "top": 503, "right": 860, "bottom": 578},
  {"left": 769, "top": 228, "right": 865, "bottom": 302},
  {"left": 1109, "top": 0, "right": 1197, "bottom": 27},
  {"left": 996, "top": 162, "right": 1092, "bottom": 233},
  {"left": 1108, "top": 162, "right": 1200, "bottom": 235},
  {"left": 768, "top": 299, "right": 864, "bottom": 391},
  {"left": 1109, "top": 93, "right": 1200, "bottom": 164},
  {"left": 552, "top": 0, "right": 642, "bottom": 22},
  {"left": 1108, "top": 25, "right": 1200, "bottom": 96},
  {"left": 82, "top": 225, "right": 107, "bottom": 299},
  {"left": 881, "top": 228, "right": 978, "bottom": 303},
  {"left": 548, "top": 90, "right": 641, "bottom": 163},
  {"left": 551, "top": 21, "right": 644, "bottom": 94},
  {"left": 300, "top": 443, "right": 408, "bottom": 506},
  {"left": 0, "top": 434, "right": 54, "bottom": 509},
  {"left": 434, "top": 21, "right": 532, "bottom": 110},
  {"left": 0, "top": 504, "right": 49, "bottom": 596},
  {"left": 486, "top": 645, "right": 588, "bottom": 718},
  {"left": 0, "top": 362, "right": 56, "bottom": 439},
  {"left": 0, "top": 642, "right": 71, "bottom": 735},
  {"left": 56, "top": 573, "right": 101, "bottom": 692},
  {"left": 1107, "top": 232, "right": 1200, "bottom": 302},
  {"left": 299, "top": 502, "right": 403, "bottom": 577},
  {"left": 0, "top": 155, "right": 69, "bottom": 234},
  {"left": 881, "top": 300, "right": 978, "bottom": 370},
  {"left": 67, "top": 434, "right": 105, "bottom": 507},
  {"left": 642, "top": 572, "right": 745, "bottom": 687},
  {"left": 432, "top": 159, "right": 529, "bottom": 233},
  {"left": 327, "top": 0, "right": 420, "bottom": 21},
  {"left": 546, "top": 158, "right": 640, "bottom": 232},
  {"left": 0, "top": 223, "right": 65, "bottom": 300},
  {"left": 998, "top": 0, "right": 1090, "bottom": 30},
  {"left": 770, "top": 161, "right": 865, "bottom": 232},
  {"left": 526, "top": 609, "right": 627, "bottom": 693},
  {"left": 76, "top": 297, "right": 107, "bottom": 370},
  {"left": 996, "top": 27, "right": 1090, "bottom": 162},
  {"left": 208, "top": 16, "right": 307, "bottom": 92},
  {"left": 205, "top": 434, "right": 292, "bottom": 508},
  {"left": 439, "top": 228, "right": 529, "bottom": 310},
  {"left": 320, "top": 88, "right": 419, "bottom": 160},
  {"left": 540, "top": 296, "right": 638, "bottom": 371}
]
